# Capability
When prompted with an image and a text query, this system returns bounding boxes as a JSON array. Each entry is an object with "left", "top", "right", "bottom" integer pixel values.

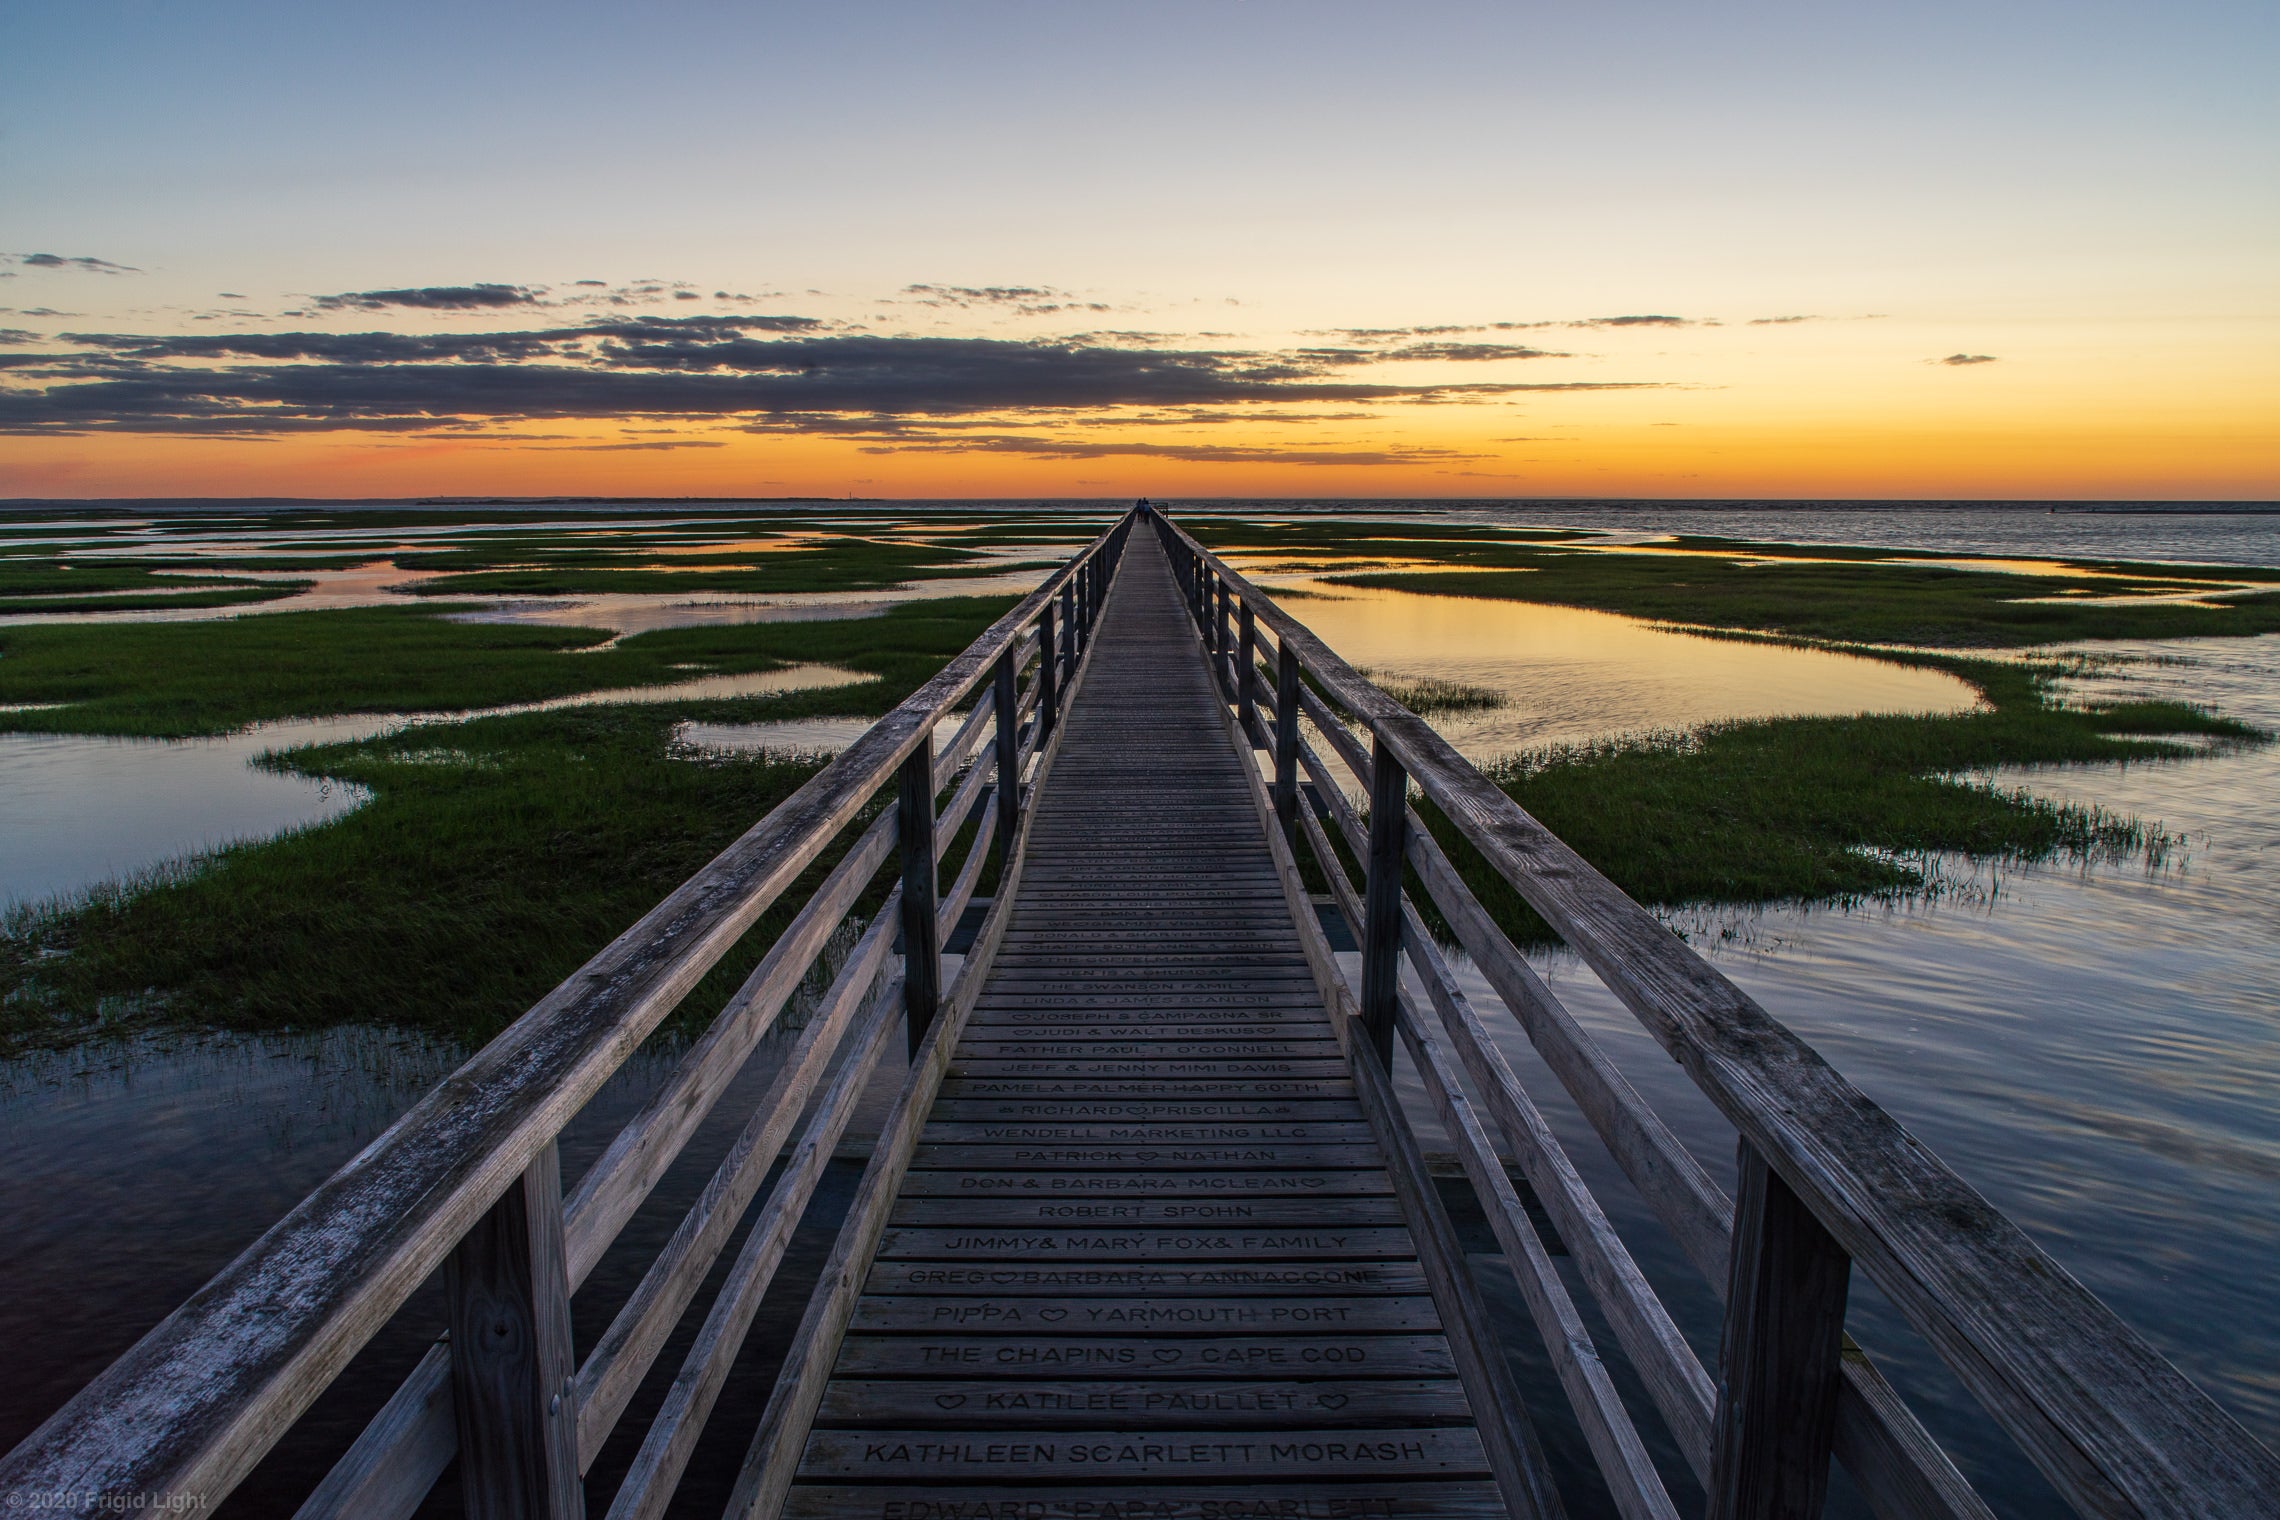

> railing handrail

[
  {"left": 0, "top": 512, "right": 1139, "bottom": 1512},
  {"left": 1151, "top": 509, "right": 2280, "bottom": 1520}
]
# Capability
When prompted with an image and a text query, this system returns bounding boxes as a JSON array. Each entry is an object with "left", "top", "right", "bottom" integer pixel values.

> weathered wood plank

[
  {"left": 926, "top": 1101, "right": 1363, "bottom": 1123},
  {"left": 832, "top": 1334, "right": 1459, "bottom": 1379},
  {"left": 950, "top": 1057, "right": 1349, "bottom": 1077},
  {"left": 814, "top": 1378, "right": 1468, "bottom": 1427},
  {"left": 875, "top": 1225, "right": 1418, "bottom": 1260},
  {"left": 858, "top": 1260, "right": 1431, "bottom": 1296},
  {"left": 445, "top": 1144, "right": 581, "bottom": 1520},
  {"left": 1707, "top": 1140, "right": 1853, "bottom": 1520},
  {"left": 1401, "top": 908, "right": 1716, "bottom": 1480},
  {"left": 797, "top": 1427, "right": 1490, "bottom": 1482},
  {"left": 848, "top": 1295, "right": 1442, "bottom": 1333},
  {"left": 910, "top": 1142, "right": 1386, "bottom": 1171},
  {"left": 897, "top": 1170, "right": 1392, "bottom": 1197},
  {"left": 600, "top": 985, "right": 902, "bottom": 1520},
  {"left": 889, "top": 1198, "right": 1403, "bottom": 1227},
  {"left": 937, "top": 1078, "right": 1356, "bottom": 1100},
  {"left": 574, "top": 887, "right": 900, "bottom": 1465},
  {"left": 292, "top": 1343, "right": 455, "bottom": 1520},
  {"left": 1397, "top": 994, "right": 1678, "bottom": 1520},
  {"left": 780, "top": 1482, "right": 1505, "bottom": 1520},
  {"left": 920, "top": 1121, "right": 1376, "bottom": 1144}
]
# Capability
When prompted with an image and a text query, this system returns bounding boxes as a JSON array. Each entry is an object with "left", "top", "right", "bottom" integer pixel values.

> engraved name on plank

[
  {"left": 893, "top": 1200, "right": 1404, "bottom": 1226},
  {"left": 873, "top": 1263, "right": 1427, "bottom": 1292},
  {"left": 806, "top": 1430, "right": 1480, "bottom": 1475},
  {"left": 852, "top": 1298, "right": 1439, "bottom": 1330},
  {"left": 789, "top": 1484, "right": 1502, "bottom": 1520},
  {"left": 903, "top": 1172, "right": 1379, "bottom": 1194},
  {"left": 874, "top": 1228, "right": 1419, "bottom": 1260}
]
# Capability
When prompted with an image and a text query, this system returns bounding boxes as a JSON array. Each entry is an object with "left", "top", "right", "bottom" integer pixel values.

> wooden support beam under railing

[
  {"left": 1357, "top": 734, "right": 1408, "bottom": 1064},
  {"left": 1708, "top": 1140, "right": 1855, "bottom": 1520},
  {"left": 992, "top": 648, "right": 1020, "bottom": 864},
  {"left": 896, "top": 734, "right": 941, "bottom": 1057},
  {"left": 447, "top": 1143, "right": 581, "bottom": 1520}
]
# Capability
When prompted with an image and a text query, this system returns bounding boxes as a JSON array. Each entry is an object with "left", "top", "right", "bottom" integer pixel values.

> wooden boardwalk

[{"left": 786, "top": 542, "right": 1499, "bottom": 1514}]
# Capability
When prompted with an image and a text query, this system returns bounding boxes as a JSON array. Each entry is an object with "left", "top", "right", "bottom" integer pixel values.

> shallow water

[
  {"left": 1259, "top": 578, "right": 1978, "bottom": 758},
  {"left": 0, "top": 663, "right": 864, "bottom": 906}
]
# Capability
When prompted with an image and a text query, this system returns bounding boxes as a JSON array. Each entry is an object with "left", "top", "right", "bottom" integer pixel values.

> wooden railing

[
  {"left": 1150, "top": 508, "right": 2280, "bottom": 1520},
  {"left": 0, "top": 513, "right": 1136, "bottom": 1519}
]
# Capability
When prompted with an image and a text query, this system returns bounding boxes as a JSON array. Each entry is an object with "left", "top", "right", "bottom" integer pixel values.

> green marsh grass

[
  {"left": 397, "top": 534, "right": 1027, "bottom": 597},
  {"left": 1361, "top": 672, "right": 1508, "bottom": 715},
  {"left": 1339, "top": 552, "right": 2280, "bottom": 648},
  {"left": 1425, "top": 655, "right": 2263, "bottom": 944},
  {"left": 0, "top": 598, "right": 1016, "bottom": 1051},
  {"left": 0, "top": 598, "right": 1002, "bottom": 737}
]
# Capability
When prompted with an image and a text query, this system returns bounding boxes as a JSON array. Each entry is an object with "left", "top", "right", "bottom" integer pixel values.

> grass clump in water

[
  {"left": 1428, "top": 654, "right": 2263, "bottom": 942},
  {"left": 1360, "top": 671, "right": 1508, "bottom": 714}
]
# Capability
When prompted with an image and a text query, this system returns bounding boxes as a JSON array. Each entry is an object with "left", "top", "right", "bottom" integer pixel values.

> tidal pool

[
  {"left": 1264, "top": 578, "right": 1979, "bottom": 759},
  {"left": 0, "top": 663, "right": 866, "bottom": 906}
]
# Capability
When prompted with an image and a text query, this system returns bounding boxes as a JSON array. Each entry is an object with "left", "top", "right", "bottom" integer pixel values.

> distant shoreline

[{"left": 3, "top": 494, "right": 2277, "bottom": 514}]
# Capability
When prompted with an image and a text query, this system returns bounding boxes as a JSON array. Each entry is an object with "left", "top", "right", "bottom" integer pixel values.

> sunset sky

[{"left": 2, "top": 0, "right": 2273, "bottom": 501}]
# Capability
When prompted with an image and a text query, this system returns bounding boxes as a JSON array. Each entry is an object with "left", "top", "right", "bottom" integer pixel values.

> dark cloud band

[{"left": 0, "top": 315, "right": 1660, "bottom": 437}]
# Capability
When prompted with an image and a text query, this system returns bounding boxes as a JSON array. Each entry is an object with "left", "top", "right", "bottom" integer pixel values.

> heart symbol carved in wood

[
  {"left": 1317, "top": 1393, "right": 1349, "bottom": 1410},
  {"left": 1038, "top": 1307, "right": 1068, "bottom": 1322},
  {"left": 935, "top": 1394, "right": 967, "bottom": 1410},
  {"left": 1153, "top": 1347, "right": 1183, "bottom": 1363}
]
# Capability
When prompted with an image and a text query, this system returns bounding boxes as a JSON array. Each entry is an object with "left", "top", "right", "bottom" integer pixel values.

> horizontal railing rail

[
  {"left": 0, "top": 511, "right": 1137, "bottom": 1518},
  {"left": 1151, "top": 507, "right": 2280, "bottom": 1520}
]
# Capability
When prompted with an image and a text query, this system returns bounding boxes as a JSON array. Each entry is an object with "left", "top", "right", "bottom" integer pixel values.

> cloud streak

[
  {"left": 1934, "top": 353, "right": 1998, "bottom": 365},
  {"left": 7, "top": 253, "right": 141, "bottom": 274},
  {"left": 901, "top": 283, "right": 1116, "bottom": 316},
  {"left": 312, "top": 284, "right": 544, "bottom": 312},
  {"left": 1, "top": 314, "right": 1662, "bottom": 437}
]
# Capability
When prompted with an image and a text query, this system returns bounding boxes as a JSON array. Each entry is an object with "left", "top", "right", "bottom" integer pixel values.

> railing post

[
  {"left": 1076, "top": 557, "right": 1091, "bottom": 646},
  {"left": 1272, "top": 642, "right": 1300, "bottom": 849},
  {"left": 1237, "top": 601, "right": 1257, "bottom": 735},
  {"left": 1358, "top": 734, "right": 1408, "bottom": 1064},
  {"left": 897, "top": 735, "right": 941, "bottom": 1057},
  {"left": 1060, "top": 580, "right": 1077, "bottom": 671},
  {"left": 447, "top": 1141, "right": 581, "bottom": 1520},
  {"left": 993, "top": 648, "right": 1020, "bottom": 865},
  {"left": 1708, "top": 1139, "right": 1853, "bottom": 1520},
  {"left": 1215, "top": 578, "right": 1231, "bottom": 674},
  {"left": 1036, "top": 602, "right": 1058, "bottom": 742}
]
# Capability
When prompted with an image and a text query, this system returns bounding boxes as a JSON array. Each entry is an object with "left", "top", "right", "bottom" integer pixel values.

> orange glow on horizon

[{"left": 6, "top": 399, "right": 2272, "bottom": 503}]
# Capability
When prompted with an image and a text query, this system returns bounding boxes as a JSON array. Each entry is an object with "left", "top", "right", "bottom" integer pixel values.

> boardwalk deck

[{"left": 786, "top": 541, "right": 1499, "bottom": 1516}]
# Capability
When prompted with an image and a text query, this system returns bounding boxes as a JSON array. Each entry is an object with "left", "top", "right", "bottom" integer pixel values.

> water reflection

[{"left": 1251, "top": 579, "right": 1978, "bottom": 759}]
